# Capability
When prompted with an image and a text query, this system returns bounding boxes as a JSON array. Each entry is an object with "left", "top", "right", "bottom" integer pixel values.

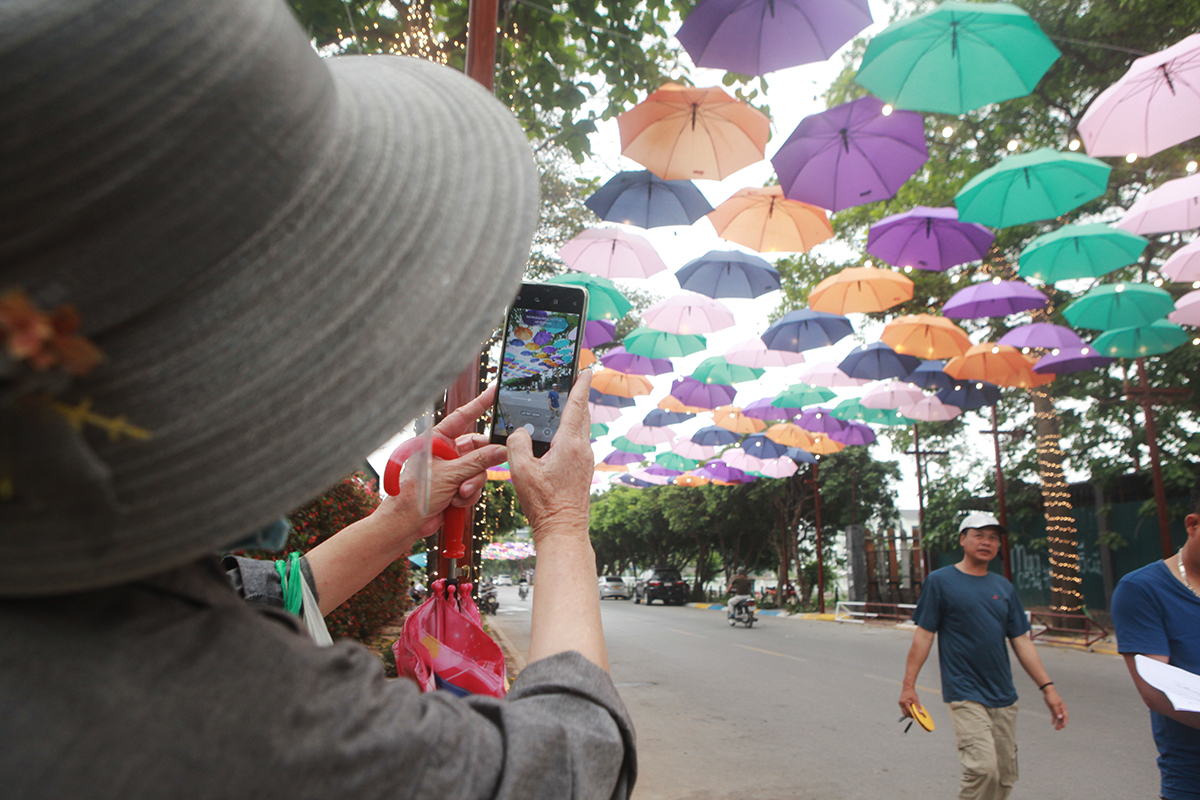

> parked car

[
  {"left": 598, "top": 575, "right": 631, "bottom": 600},
  {"left": 494, "top": 574, "right": 512, "bottom": 586},
  {"left": 634, "top": 565, "right": 688, "bottom": 605}
]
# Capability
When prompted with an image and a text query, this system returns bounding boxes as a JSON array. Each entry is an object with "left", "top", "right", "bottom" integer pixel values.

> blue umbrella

[
  {"left": 936, "top": 381, "right": 1001, "bottom": 409},
  {"left": 740, "top": 433, "right": 790, "bottom": 459},
  {"left": 692, "top": 425, "right": 742, "bottom": 446},
  {"left": 585, "top": 170, "right": 713, "bottom": 228},
  {"left": 676, "top": 250, "right": 782, "bottom": 299},
  {"left": 614, "top": 473, "right": 655, "bottom": 488},
  {"left": 643, "top": 408, "right": 695, "bottom": 427},
  {"left": 784, "top": 446, "right": 818, "bottom": 464},
  {"left": 838, "top": 341, "right": 920, "bottom": 381},
  {"left": 589, "top": 388, "right": 636, "bottom": 408},
  {"left": 760, "top": 309, "right": 854, "bottom": 352},
  {"left": 904, "top": 359, "right": 955, "bottom": 391},
  {"left": 408, "top": 552, "right": 428, "bottom": 568}
]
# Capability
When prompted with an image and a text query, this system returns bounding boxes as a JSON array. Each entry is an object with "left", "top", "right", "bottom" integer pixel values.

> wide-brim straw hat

[{"left": 0, "top": 0, "right": 539, "bottom": 595}]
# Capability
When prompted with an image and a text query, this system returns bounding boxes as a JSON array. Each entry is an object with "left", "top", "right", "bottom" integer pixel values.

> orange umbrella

[
  {"left": 945, "top": 343, "right": 1054, "bottom": 388},
  {"left": 707, "top": 186, "right": 833, "bottom": 253},
  {"left": 763, "top": 422, "right": 815, "bottom": 449},
  {"left": 880, "top": 314, "right": 972, "bottom": 359},
  {"left": 617, "top": 83, "right": 770, "bottom": 181},
  {"left": 712, "top": 405, "right": 767, "bottom": 434},
  {"left": 579, "top": 348, "right": 597, "bottom": 368},
  {"left": 594, "top": 463, "right": 630, "bottom": 473},
  {"left": 659, "top": 394, "right": 707, "bottom": 414},
  {"left": 674, "top": 472, "right": 711, "bottom": 487},
  {"left": 797, "top": 433, "right": 845, "bottom": 455},
  {"left": 591, "top": 368, "right": 654, "bottom": 397},
  {"left": 808, "top": 266, "right": 914, "bottom": 314}
]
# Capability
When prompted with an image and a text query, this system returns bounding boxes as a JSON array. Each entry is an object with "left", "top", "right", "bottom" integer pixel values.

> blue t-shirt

[
  {"left": 912, "top": 565, "right": 1031, "bottom": 707},
  {"left": 1111, "top": 560, "right": 1200, "bottom": 800}
]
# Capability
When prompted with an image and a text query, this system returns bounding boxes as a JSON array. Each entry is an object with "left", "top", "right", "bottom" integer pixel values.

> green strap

[{"left": 274, "top": 552, "right": 303, "bottom": 616}]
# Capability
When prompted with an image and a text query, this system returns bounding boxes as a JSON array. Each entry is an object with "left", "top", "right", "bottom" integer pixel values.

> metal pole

[
  {"left": 813, "top": 460, "right": 825, "bottom": 614},
  {"left": 913, "top": 422, "right": 927, "bottom": 578},
  {"left": 991, "top": 405, "right": 1012, "bottom": 581},
  {"left": 1136, "top": 357, "right": 1175, "bottom": 558}
]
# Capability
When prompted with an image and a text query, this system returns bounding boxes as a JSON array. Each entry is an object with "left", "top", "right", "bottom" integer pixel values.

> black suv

[{"left": 634, "top": 565, "right": 688, "bottom": 605}]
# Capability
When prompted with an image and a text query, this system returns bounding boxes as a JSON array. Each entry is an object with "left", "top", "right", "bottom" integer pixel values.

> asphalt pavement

[{"left": 487, "top": 585, "right": 1162, "bottom": 800}]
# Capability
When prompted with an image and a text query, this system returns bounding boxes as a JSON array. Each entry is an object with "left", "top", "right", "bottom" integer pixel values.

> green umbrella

[
  {"left": 830, "top": 397, "right": 908, "bottom": 426},
  {"left": 1018, "top": 223, "right": 1148, "bottom": 283},
  {"left": 1062, "top": 283, "right": 1176, "bottom": 330},
  {"left": 1091, "top": 320, "right": 1189, "bottom": 358},
  {"left": 772, "top": 383, "right": 836, "bottom": 408},
  {"left": 611, "top": 435, "right": 658, "bottom": 454},
  {"left": 855, "top": 1, "right": 1060, "bottom": 115},
  {"left": 590, "top": 422, "right": 610, "bottom": 439},
  {"left": 546, "top": 273, "right": 633, "bottom": 322},
  {"left": 955, "top": 149, "right": 1111, "bottom": 228},
  {"left": 656, "top": 452, "right": 700, "bottom": 471},
  {"left": 622, "top": 326, "right": 707, "bottom": 358},
  {"left": 689, "top": 356, "right": 765, "bottom": 386}
]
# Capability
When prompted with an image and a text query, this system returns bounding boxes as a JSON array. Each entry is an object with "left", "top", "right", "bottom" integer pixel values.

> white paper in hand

[{"left": 1135, "top": 654, "right": 1200, "bottom": 712}]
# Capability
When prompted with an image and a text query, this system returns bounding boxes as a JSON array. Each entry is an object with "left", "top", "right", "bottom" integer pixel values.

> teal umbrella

[
  {"left": 854, "top": 1, "right": 1060, "bottom": 115},
  {"left": 1091, "top": 320, "right": 1189, "bottom": 358},
  {"left": 622, "top": 326, "right": 707, "bottom": 358},
  {"left": 689, "top": 356, "right": 765, "bottom": 386},
  {"left": 772, "top": 383, "right": 836, "bottom": 408},
  {"left": 590, "top": 422, "right": 610, "bottom": 439},
  {"left": 612, "top": 435, "right": 658, "bottom": 454},
  {"left": 1018, "top": 223, "right": 1149, "bottom": 283},
  {"left": 1062, "top": 283, "right": 1176, "bottom": 330},
  {"left": 830, "top": 397, "right": 907, "bottom": 425},
  {"left": 955, "top": 149, "right": 1111, "bottom": 228},
  {"left": 546, "top": 273, "right": 633, "bottom": 322},
  {"left": 656, "top": 452, "right": 700, "bottom": 471}
]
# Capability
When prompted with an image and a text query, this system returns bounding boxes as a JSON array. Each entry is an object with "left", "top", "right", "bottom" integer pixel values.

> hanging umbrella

[
  {"left": 831, "top": 397, "right": 908, "bottom": 425},
  {"left": 617, "top": 83, "right": 771, "bottom": 181},
  {"left": 797, "top": 433, "right": 845, "bottom": 455},
  {"left": 724, "top": 337, "right": 806, "bottom": 368},
  {"left": 624, "top": 423, "right": 679, "bottom": 447},
  {"left": 1161, "top": 239, "right": 1200, "bottom": 283},
  {"left": 955, "top": 148, "right": 1111, "bottom": 227},
  {"left": 614, "top": 473, "right": 655, "bottom": 488},
  {"left": 942, "top": 279, "right": 1048, "bottom": 319},
  {"left": 904, "top": 359, "right": 955, "bottom": 391},
  {"left": 590, "top": 423, "right": 610, "bottom": 440},
  {"left": 707, "top": 186, "right": 833, "bottom": 253},
  {"left": 585, "top": 170, "right": 713, "bottom": 228},
  {"left": 753, "top": 457, "right": 801, "bottom": 478},
  {"left": 691, "top": 425, "right": 742, "bottom": 446},
  {"left": 670, "top": 376, "right": 738, "bottom": 409},
  {"left": 936, "top": 380, "right": 1001, "bottom": 409},
  {"left": 645, "top": 463, "right": 684, "bottom": 478},
  {"left": 582, "top": 321, "right": 617, "bottom": 352},
  {"left": 739, "top": 432, "right": 791, "bottom": 459},
  {"left": 742, "top": 397, "right": 801, "bottom": 421},
  {"left": 794, "top": 361, "right": 869, "bottom": 387},
  {"left": 672, "top": 438, "right": 718, "bottom": 461},
  {"left": 713, "top": 405, "right": 767, "bottom": 434},
  {"left": 900, "top": 395, "right": 962, "bottom": 422},
  {"left": 1168, "top": 288, "right": 1200, "bottom": 326},
  {"left": 1115, "top": 173, "right": 1200, "bottom": 235},
  {"left": 1062, "top": 282, "right": 1176, "bottom": 330},
  {"left": 695, "top": 460, "right": 753, "bottom": 484},
  {"left": 644, "top": 407, "right": 695, "bottom": 427},
  {"left": 659, "top": 394, "right": 709, "bottom": 415},
  {"left": 763, "top": 422, "right": 816, "bottom": 448},
  {"left": 866, "top": 206, "right": 994, "bottom": 272},
  {"left": 717, "top": 448, "right": 770, "bottom": 473},
  {"left": 546, "top": 273, "right": 633, "bottom": 321},
  {"left": 612, "top": 435, "right": 658, "bottom": 455},
  {"left": 657, "top": 452, "right": 700, "bottom": 471},
  {"left": 783, "top": 446, "right": 819, "bottom": 464},
  {"left": 997, "top": 322, "right": 1087, "bottom": 351},
  {"left": 675, "top": 250, "right": 782, "bottom": 299},
  {"left": 676, "top": 0, "right": 872, "bottom": 76},
  {"left": 855, "top": 1, "right": 1060, "bottom": 114},
  {"left": 691, "top": 356, "right": 765, "bottom": 385},
  {"left": 642, "top": 293, "right": 736, "bottom": 334},
  {"left": 1018, "top": 223, "right": 1149, "bottom": 284},
  {"left": 860, "top": 379, "right": 925, "bottom": 409},
  {"left": 673, "top": 472, "right": 712, "bottom": 487},
  {"left": 588, "top": 403, "right": 625, "bottom": 424},
  {"left": 808, "top": 265, "right": 914, "bottom": 314},
  {"left": 772, "top": 95, "right": 928, "bottom": 212},
  {"left": 829, "top": 421, "right": 877, "bottom": 446},
  {"left": 944, "top": 343, "right": 1052, "bottom": 388},
  {"left": 602, "top": 449, "right": 645, "bottom": 466},
  {"left": 623, "top": 326, "right": 708, "bottom": 358},
  {"left": 486, "top": 463, "right": 511, "bottom": 482},
  {"left": 591, "top": 369, "right": 654, "bottom": 398},
  {"left": 594, "top": 461, "right": 629, "bottom": 473},
  {"left": 600, "top": 345, "right": 673, "bottom": 376},
  {"left": 626, "top": 468, "right": 674, "bottom": 486},
  {"left": 880, "top": 314, "right": 971, "bottom": 359},
  {"left": 796, "top": 406, "right": 847, "bottom": 434},
  {"left": 772, "top": 382, "right": 837, "bottom": 408},
  {"left": 589, "top": 387, "right": 637, "bottom": 408},
  {"left": 1033, "top": 346, "right": 1115, "bottom": 374},
  {"left": 557, "top": 228, "right": 667, "bottom": 280},
  {"left": 1078, "top": 33, "right": 1200, "bottom": 158},
  {"left": 760, "top": 309, "right": 854, "bottom": 352},
  {"left": 1091, "top": 320, "right": 1189, "bottom": 358},
  {"left": 838, "top": 341, "right": 921, "bottom": 381}
]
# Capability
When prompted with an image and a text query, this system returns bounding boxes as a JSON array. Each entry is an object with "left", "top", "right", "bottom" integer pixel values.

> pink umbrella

[
  {"left": 624, "top": 423, "right": 679, "bottom": 446},
  {"left": 588, "top": 402, "right": 625, "bottom": 424},
  {"left": 1161, "top": 238, "right": 1200, "bottom": 283},
  {"left": 724, "top": 338, "right": 806, "bottom": 368},
  {"left": 721, "top": 449, "right": 770, "bottom": 473},
  {"left": 861, "top": 380, "right": 925, "bottom": 409},
  {"left": 754, "top": 457, "right": 799, "bottom": 478},
  {"left": 557, "top": 228, "right": 667, "bottom": 279},
  {"left": 673, "top": 439, "right": 718, "bottom": 461},
  {"left": 900, "top": 395, "right": 961, "bottom": 422},
  {"left": 794, "top": 361, "right": 869, "bottom": 387},
  {"left": 1116, "top": 173, "right": 1200, "bottom": 235},
  {"left": 1078, "top": 33, "right": 1200, "bottom": 159},
  {"left": 943, "top": 279, "right": 1048, "bottom": 319},
  {"left": 1168, "top": 288, "right": 1200, "bottom": 326},
  {"left": 643, "top": 293, "right": 737, "bottom": 334}
]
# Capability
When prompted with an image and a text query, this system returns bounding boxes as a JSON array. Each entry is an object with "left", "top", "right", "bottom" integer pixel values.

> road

[{"left": 488, "top": 586, "right": 1162, "bottom": 800}]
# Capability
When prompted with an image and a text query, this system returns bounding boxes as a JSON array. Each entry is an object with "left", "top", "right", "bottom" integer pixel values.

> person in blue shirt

[
  {"left": 899, "top": 512, "right": 1068, "bottom": 800},
  {"left": 1111, "top": 487, "right": 1200, "bottom": 800}
]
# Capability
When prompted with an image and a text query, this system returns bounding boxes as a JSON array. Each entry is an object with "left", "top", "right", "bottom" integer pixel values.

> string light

[{"left": 1032, "top": 389, "right": 1083, "bottom": 612}]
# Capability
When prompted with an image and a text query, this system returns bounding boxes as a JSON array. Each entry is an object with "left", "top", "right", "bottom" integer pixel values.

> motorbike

[
  {"left": 478, "top": 583, "right": 500, "bottom": 615},
  {"left": 518, "top": 581, "right": 529, "bottom": 600},
  {"left": 727, "top": 596, "right": 756, "bottom": 628}
]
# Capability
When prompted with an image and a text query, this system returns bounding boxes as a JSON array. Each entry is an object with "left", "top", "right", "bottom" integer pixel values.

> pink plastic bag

[{"left": 393, "top": 579, "right": 507, "bottom": 698}]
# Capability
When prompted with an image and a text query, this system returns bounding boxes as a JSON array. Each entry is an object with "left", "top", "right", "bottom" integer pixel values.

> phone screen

[{"left": 490, "top": 282, "right": 588, "bottom": 456}]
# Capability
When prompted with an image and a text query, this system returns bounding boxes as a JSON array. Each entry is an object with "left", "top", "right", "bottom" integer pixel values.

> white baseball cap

[{"left": 959, "top": 512, "right": 1008, "bottom": 535}]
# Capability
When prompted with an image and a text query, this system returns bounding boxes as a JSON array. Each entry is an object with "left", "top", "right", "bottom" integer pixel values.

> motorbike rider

[
  {"left": 518, "top": 575, "right": 529, "bottom": 600},
  {"left": 726, "top": 568, "right": 754, "bottom": 616}
]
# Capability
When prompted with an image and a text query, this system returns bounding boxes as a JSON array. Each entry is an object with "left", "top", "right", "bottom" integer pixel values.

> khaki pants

[{"left": 947, "top": 700, "right": 1019, "bottom": 800}]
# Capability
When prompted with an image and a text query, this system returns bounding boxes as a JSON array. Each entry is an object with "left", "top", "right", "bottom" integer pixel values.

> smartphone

[{"left": 489, "top": 281, "right": 589, "bottom": 457}]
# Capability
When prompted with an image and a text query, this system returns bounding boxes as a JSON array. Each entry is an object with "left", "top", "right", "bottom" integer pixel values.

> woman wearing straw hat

[{"left": 0, "top": 1, "right": 633, "bottom": 798}]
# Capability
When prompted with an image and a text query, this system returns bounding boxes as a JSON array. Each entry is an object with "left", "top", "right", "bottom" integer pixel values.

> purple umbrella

[
  {"left": 742, "top": 397, "right": 801, "bottom": 421},
  {"left": 866, "top": 206, "right": 995, "bottom": 272},
  {"left": 599, "top": 345, "right": 673, "bottom": 376},
  {"left": 796, "top": 406, "right": 847, "bottom": 434},
  {"left": 829, "top": 421, "right": 876, "bottom": 446},
  {"left": 582, "top": 319, "right": 617, "bottom": 349},
  {"left": 1033, "top": 346, "right": 1115, "bottom": 374},
  {"left": 676, "top": 0, "right": 872, "bottom": 76},
  {"left": 943, "top": 279, "right": 1048, "bottom": 319},
  {"left": 645, "top": 464, "right": 684, "bottom": 477},
  {"left": 602, "top": 449, "right": 645, "bottom": 466},
  {"left": 772, "top": 95, "right": 928, "bottom": 213},
  {"left": 997, "top": 323, "right": 1086, "bottom": 351},
  {"left": 670, "top": 377, "right": 738, "bottom": 410},
  {"left": 532, "top": 329, "right": 553, "bottom": 346},
  {"left": 695, "top": 460, "right": 752, "bottom": 483}
]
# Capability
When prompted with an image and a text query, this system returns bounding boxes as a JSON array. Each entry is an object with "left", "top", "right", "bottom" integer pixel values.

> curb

[{"left": 486, "top": 619, "right": 526, "bottom": 681}]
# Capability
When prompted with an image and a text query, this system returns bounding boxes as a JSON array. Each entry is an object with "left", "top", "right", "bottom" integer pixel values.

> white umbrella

[
  {"left": 623, "top": 422, "right": 678, "bottom": 446},
  {"left": 672, "top": 439, "right": 717, "bottom": 461},
  {"left": 900, "top": 395, "right": 962, "bottom": 422},
  {"left": 860, "top": 379, "right": 925, "bottom": 409},
  {"left": 754, "top": 457, "right": 799, "bottom": 478},
  {"left": 642, "top": 292, "right": 736, "bottom": 335},
  {"left": 720, "top": 449, "right": 769, "bottom": 473},
  {"left": 557, "top": 228, "right": 667, "bottom": 279},
  {"left": 1167, "top": 288, "right": 1200, "bottom": 326},
  {"left": 724, "top": 338, "right": 806, "bottom": 368},
  {"left": 1116, "top": 173, "right": 1200, "bottom": 235},
  {"left": 1161, "top": 239, "right": 1200, "bottom": 283},
  {"left": 795, "top": 361, "right": 870, "bottom": 387},
  {"left": 587, "top": 402, "right": 625, "bottom": 424}
]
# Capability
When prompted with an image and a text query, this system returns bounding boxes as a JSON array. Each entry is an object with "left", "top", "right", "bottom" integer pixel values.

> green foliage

[{"left": 479, "top": 479, "right": 526, "bottom": 540}]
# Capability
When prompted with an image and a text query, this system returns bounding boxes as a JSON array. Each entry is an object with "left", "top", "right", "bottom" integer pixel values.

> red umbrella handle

[{"left": 382, "top": 437, "right": 467, "bottom": 560}]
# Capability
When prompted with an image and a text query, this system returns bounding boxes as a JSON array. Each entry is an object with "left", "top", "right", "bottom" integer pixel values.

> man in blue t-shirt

[
  {"left": 899, "top": 512, "right": 1069, "bottom": 800},
  {"left": 1111, "top": 488, "right": 1200, "bottom": 800}
]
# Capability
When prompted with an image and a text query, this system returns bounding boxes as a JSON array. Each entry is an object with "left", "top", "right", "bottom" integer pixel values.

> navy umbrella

[
  {"left": 904, "top": 359, "right": 955, "bottom": 391},
  {"left": 784, "top": 446, "right": 818, "bottom": 464},
  {"left": 614, "top": 473, "right": 655, "bottom": 488},
  {"left": 760, "top": 309, "right": 854, "bottom": 352},
  {"left": 740, "top": 433, "right": 790, "bottom": 459},
  {"left": 691, "top": 425, "right": 742, "bottom": 446},
  {"left": 585, "top": 170, "right": 713, "bottom": 228},
  {"left": 838, "top": 341, "right": 920, "bottom": 381},
  {"left": 643, "top": 408, "right": 696, "bottom": 427},
  {"left": 676, "top": 250, "right": 782, "bottom": 299},
  {"left": 936, "top": 381, "right": 1001, "bottom": 409},
  {"left": 589, "top": 387, "right": 636, "bottom": 408}
]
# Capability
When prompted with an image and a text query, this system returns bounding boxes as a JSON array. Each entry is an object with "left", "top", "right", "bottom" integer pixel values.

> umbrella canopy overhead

[
  {"left": 743, "top": 397, "right": 801, "bottom": 421},
  {"left": 772, "top": 95, "right": 928, "bottom": 212},
  {"left": 591, "top": 368, "right": 654, "bottom": 398},
  {"left": 761, "top": 309, "right": 854, "bottom": 352},
  {"left": 954, "top": 148, "right": 1111, "bottom": 228},
  {"left": 599, "top": 345, "right": 673, "bottom": 376},
  {"left": 854, "top": 0, "right": 1061, "bottom": 115},
  {"left": 644, "top": 408, "right": 695, "bottom": 427},
  {"left": 642, "top": 293, "right": 737, "bottom": 334},
  {"left": 614, "top": 473, "right": 655, "bottom": 488},
  {"left": 588, "top": 402, "right": 624, "bottom": 424},
  {"left": 721, "top": 448, "right": 771, "bottom": 473},
  {"left": 944, "top": 343, "right": 1052, "bottom": 388},
  {"left": 557, "top": 228, "right": 667, "bottom": 280},
  {"left": 808, "top": 265, "right": 914, "bottom": 314},
  {"left": 763, "top": 422, "right": 816, "bottom": 449},
  {"left": 942, "top": 278, "right": 1048, "bottom": 319},
  {"left": 1091, "top": 320, "right": 1189, "bottom": 358},
  {"left": 1169, "top": 288, "right": 1200, "bottom": 326},
  {"left": 997, "top": 322, "right": 1086, "bottom": 351},
  {"left": 602, "top": 449, "right": 645, "bottom": 466},
  {"left": 1078, "top": 32, "right": 1200, "bottom": 158},
  {"left": 676, "top": 0, "right": 873, "bottom": 76},
  {"left": 1018, "top": 223, "right": 1148, "bottom": 284},
  {"left": 691, "top": 355, "right": 765, "bottom": 386},
  {"left": 936, "top": 380, "right": 1001, "bottom": 409},
  {"left": 588, "top": 387, "right": 636, "bottom": 408},
  {"left": 1062, "top": 282, "right": 1176, "bottom": 330},
  {"left": 659, "top": 393, "right": 710, "bottom": 415},
  {"left": 617, "top": 83, "right": 771, "bottom": 181},
  {"left": 657, "top": 452, "right": 701, "bottom": 471},
  {"left": 585, "top": 170, "right": 713, "bottom": 228},
  {"left": 1115, "top": 173, "right": 1200, "bottom": 235},
  {"left": 752, "top": 457, "right": 801, "bottom": 478},
  {"left": 672, "top": 438, "right": 719, "bottom": 461},
  {"left": 673, "top": 472, "right": 712, "bottom": 487},
  {"left": 829, "top": 421, "right": 877, "bottom": 446},
  {"left": 725, "top": 337, "right": 806, "bottom": 368},
  {"left": 624, "top": 326, "right": 708, "bottom": 358},
  {"left": 1033, "top": 346, "right": 1114, "bottom": 374},
  {"left": 903, "top": 359, "right": 955, "bottom": 391},
  {"left": 1161, "top": 238, "right": 1200, "bottom": 283},
  {"left": 772, "top": 382, "right": 837, "bottom": 408},
  {"left": 783, "top": 446, "right": 820, "bottom": 463},
  {"left": 695, "top": 460, "right": 753, "bottom": 484},
  {"left": 880, "top": 313, "right": 971, "bottom": 359},
  {"left": 739, "top": 432, "right": 791, "bottom": 458},
  {"left": 797, "top": 433, "right": 845, "bottom": 455},
  {"left": 838, "top": 340, "right": 921, "bottom": 381},
  {"left": 832, "top": 398, "right": 909, "bottom": 426},
  {"left": 546, "top": 272, "right": 634, "bottom": 322},
  {"left": 582, "top": 319, "right": 617, "bottom": 349},
  {"left": 900, "top": 395, "right": 962, "bottom": 422},
  {"left": 794, "top": 361, "right": 870, "bottom": 387},
  {"left": 860, "top": 379, "right": 926, "bottom": 409},
  {"left": 623, "top": 422, "right": 679, "bottom": 446},
  {"left": 611, "top": 435, "right": 658, "bottom": 454},
  {"left": 676, "top": 250, "right": 782, "bottom": 299},
  {"left": 713, "top": 405, "right": 768, "bottom": 434},
  {"left": 866, "top": 206, "right": 994, "bottom": 272},
  {"left": 707, "top": 186, "right": 833, "bottom": 253},
  {"left": 795, "top": 406, "right": 847, "bottom": 434},
  {"left": 670, "top": 376, "right": 738, "bottom": 409},
  {"left": 590, "top": 423, "right": 610, "bottom": 439}
]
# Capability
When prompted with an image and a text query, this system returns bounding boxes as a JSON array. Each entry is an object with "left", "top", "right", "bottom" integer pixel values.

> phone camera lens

[
  {"left": 553, "top": 298, "right": 559, "bottom": 304},
  {"left": 535, "top": 297, "right": 541, "bottom": 303}
]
